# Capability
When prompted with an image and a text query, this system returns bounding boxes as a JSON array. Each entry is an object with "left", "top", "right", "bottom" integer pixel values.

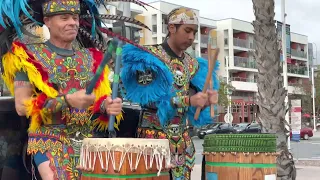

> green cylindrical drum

[{"left": 203, "top": 134, "right": 277, "bottom": 180}]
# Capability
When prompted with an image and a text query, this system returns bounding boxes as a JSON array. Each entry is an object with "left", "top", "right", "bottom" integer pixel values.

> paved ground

[{"left": 191, "top": 132, "right": 320, "bottom": 179}]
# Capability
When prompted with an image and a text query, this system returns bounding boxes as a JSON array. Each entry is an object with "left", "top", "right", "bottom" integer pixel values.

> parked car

[
  {"left": 241, "top": 123, "right": 262, "bottom": 133},
  {"left": 233, "top": 123, "right": 250, "bottom": 133},
  {"left": 197, "top": 123, "right": 234, "bottom": 139},
  {"left": 290, "top": 127, "right": 314, "bottom": 140}
]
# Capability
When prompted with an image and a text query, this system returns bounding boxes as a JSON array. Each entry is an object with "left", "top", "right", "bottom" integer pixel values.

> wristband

[
  {"left": 100, "top": 98, "right": 107, "bottom": 113},
  {"left": 63, "top": 94, "right": 71, "bottom": 107}
]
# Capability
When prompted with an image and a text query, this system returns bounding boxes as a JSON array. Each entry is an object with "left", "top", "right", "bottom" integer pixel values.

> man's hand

[
  {"left": 66, "top": 89, "right": 95, "bottom": 109},
  {"left": 207, "top": 90, "right": 218, "bottom": 105},
  {"left": 190, "top": 92, "right": 208, "bottom": 108},
  {"left": 104, "top": 97, "right": 122, "bottom": 115}
]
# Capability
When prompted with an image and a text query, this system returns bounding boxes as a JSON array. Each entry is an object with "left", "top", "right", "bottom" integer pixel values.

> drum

[
  {"left": 203, "top": 134, "right": 277, "bottom": 180},
  {"left": 79, "top": 138, "right": 171, "bottom": 180}
]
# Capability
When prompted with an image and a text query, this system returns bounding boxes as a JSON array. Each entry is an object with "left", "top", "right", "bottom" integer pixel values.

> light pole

[
  {"left": 312, "top": 43, "right": 317, "bottom": 132},
  {"left": 281, "top": 0, "right": 290, "bottom": 150},
  {"left": 226, "top": 56, "right": 231, "bottom": 123}
]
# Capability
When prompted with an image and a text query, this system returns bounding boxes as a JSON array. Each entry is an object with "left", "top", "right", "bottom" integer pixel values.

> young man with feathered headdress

[
  {"left": 121, "top": 7, "right": 220, "bottom": 180},
  {"left": 0, "top": 0, "right": 153, "bottom": 179}
]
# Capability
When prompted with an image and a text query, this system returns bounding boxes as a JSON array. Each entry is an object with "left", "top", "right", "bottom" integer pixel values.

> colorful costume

[
  {"left": 121, "top": 8, "right": 220, "bottom": 180},
  {"left": 0, "top": 0, "right": 153, "bottom": 179}
]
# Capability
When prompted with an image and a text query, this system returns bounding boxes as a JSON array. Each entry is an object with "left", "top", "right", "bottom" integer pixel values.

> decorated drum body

[
  {"left": 203, "top": 134, "right": 277, "bottom": 180},
  {"left": 79, "top": 138, "right": 171, "bottom": 180}
]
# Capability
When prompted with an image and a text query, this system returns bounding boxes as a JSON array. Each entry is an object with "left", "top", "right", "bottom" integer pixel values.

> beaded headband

[
  {"left": 168, "top": 7, "right": 199, "bottom": 25},
  {"left": 42, "top": 0, "right": 81, "bottom": 16}
]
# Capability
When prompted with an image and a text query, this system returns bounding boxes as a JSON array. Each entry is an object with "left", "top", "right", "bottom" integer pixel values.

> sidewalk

[{"left": 191, "top": 165, "right": 320, "bottom": 180}]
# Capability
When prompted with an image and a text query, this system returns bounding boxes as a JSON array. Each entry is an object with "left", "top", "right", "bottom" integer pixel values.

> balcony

[
  {"left": 200, "top": 34, "right": 217, "bottom": 48},
  {"left": 230, "top": 77, "right": 257, "bottom": 83},
  {"left": 287, "top": 64, "right": 308, "bottom": 76},
  {"left": 234, "top": 56, "right": 256, "bottom": 69},
  {"left": 230, "top": 78, "right": 258, "bottom": 92},
  {"left": 291, "top": 49, "right": 307, "bottom": 59},
  {"left": 233, "top": 38, "right": 249, "bottom": 49}
]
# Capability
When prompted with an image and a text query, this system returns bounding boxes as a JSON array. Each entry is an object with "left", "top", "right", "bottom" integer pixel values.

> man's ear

[
  {"left": 168, "top": 24, "right": 176, "bottom": 34},
  {"left": 43, "top": 17, "right": 50, "bottom": 28}
]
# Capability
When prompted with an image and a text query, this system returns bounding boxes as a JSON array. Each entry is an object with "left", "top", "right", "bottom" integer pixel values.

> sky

[{"left": 143, "top": 0, "right": 320, "bottom": 64}]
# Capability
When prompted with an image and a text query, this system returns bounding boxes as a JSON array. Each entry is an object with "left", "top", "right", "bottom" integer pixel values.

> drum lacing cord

[
  {"left": 153, "top": 147, "right": 164, "bottom": 176},
  {"left": 127, "top": 147, "right": 143, "bottom": 172},
  {"left": 97, "top": 147, "right": 109, "bottom": 171},
  {"left": 110, "top": 146, "right": 128, "bottom": 172},
  {"left": 143, "top": 147, "right": 155, "bottom": 171},
  {"left": 79, "top": 146, "right": 98, "bottom": 171}
]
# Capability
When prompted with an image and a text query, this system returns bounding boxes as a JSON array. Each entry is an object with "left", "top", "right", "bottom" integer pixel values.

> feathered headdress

[{"left": 0, "top": 0, "right": 157, "bottom": 56}]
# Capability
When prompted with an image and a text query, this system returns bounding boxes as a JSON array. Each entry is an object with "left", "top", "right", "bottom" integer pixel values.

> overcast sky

[{"left": 143, "top": 0, "right": 320, "bottom": 64}]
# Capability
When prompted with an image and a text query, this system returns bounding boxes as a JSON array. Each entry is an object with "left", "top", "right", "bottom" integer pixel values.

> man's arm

[{"left": 14, "top": 72, "right": 33, "bottom": 116}]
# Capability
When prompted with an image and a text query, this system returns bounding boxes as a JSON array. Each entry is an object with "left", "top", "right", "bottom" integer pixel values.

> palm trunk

[{"left": 252, "top": 0, "right": 296, "bottom": 179}]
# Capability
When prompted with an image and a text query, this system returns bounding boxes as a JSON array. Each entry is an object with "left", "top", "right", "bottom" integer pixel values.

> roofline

[
  {"left": 217, "top": 18, "right": 308, "bottom": 37},
  {"left": 147, "top": 0, "right": 199, "bottom": 11}
]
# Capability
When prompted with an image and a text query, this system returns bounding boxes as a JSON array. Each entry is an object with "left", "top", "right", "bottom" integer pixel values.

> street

[{"left": 191, "top": 133, "right": 320, "bottom": 179}]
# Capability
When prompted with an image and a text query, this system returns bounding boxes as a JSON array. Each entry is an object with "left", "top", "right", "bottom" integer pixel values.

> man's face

[
  {"left": 169, "top": 24, "right": 198, "bottom": 50},
  {"left": 44, "top": 13, "right": 79, "bottom": 43}
]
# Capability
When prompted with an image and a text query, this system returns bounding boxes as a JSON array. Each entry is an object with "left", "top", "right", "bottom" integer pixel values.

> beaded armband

[{"left": 171, "top": 95, "right": 190, "bottom": 108}]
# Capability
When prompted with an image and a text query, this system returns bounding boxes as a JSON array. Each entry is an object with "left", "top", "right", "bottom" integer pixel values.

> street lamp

[{"left": 311, "top": 43, "right": 317, "bottom": 132}]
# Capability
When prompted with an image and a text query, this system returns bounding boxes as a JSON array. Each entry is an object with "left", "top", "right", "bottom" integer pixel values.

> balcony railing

[
  {"left": 288, "top": 82, "right": 302, "bottom": 87},
  {"left": 230, "top": 77, "right": 257, "bottom": 83},
  {"left": 291, "top": 49, "right": 307, "bottom": 59},
  {"left": 234, "top": 56, "right": 256, "bottom": 69},
  {"left": 233, "top": 38, "right": 249, "bottom": 48},
  {"left": 287, "top": 64, "right": 308, "bottom": 75}
]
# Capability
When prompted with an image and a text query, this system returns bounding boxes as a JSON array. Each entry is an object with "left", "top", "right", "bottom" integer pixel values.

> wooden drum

[
  {"left": 79, "top": 138, "right": 171, "bottom": 180},
  {"left": 203, "top": 134, "right": 277, "bottom": 180}
]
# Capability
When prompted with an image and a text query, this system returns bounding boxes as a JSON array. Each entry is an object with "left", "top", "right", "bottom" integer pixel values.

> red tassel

[
  {"left": 89, "top": 48, "right": 103, "bottom": 73},
  {"left": 93, "top": 95, "right": 107, "bottom": 113},
  {"left": 99, "top": 114, "right": 109, "bottom": 123},
  {"left": 89, "top": 48, "right": 106, "bottom": 89}
]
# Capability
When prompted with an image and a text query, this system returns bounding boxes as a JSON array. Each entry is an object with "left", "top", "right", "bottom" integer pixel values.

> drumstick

[
  {"left": 86, "top": 39, "right": 117, "bottom": 94},
  {"left": 194, "top": 48, "right": 219, "bottom": 120},
  {"left": 108, "top": 40, "right": 124, "bottom": 138}
]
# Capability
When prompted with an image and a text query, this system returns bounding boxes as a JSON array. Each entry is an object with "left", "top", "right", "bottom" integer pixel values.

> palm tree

[{"left": 252, "top": 0, "right": 296, "bottom": 179}]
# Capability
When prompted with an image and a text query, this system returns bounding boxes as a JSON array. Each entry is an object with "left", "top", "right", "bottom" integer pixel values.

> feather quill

[
  {"left": 81, "top": 14, "right": 150, "bottom": 30},
  {"left": 102, "top": 0, "right": 159, "bottom": 11}
]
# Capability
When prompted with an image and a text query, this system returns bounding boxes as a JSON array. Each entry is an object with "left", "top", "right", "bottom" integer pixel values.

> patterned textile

[
  {"left": 42, "top": 0, "right": 81, "bottom": 16},
  {"left": 168, "top": 7, "right": 199, "bottom": 25}
]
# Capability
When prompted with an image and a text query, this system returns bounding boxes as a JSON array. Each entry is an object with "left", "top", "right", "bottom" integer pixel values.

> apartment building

[{"left": 212, "top": 18, "right": 310, "bottom": 123}]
